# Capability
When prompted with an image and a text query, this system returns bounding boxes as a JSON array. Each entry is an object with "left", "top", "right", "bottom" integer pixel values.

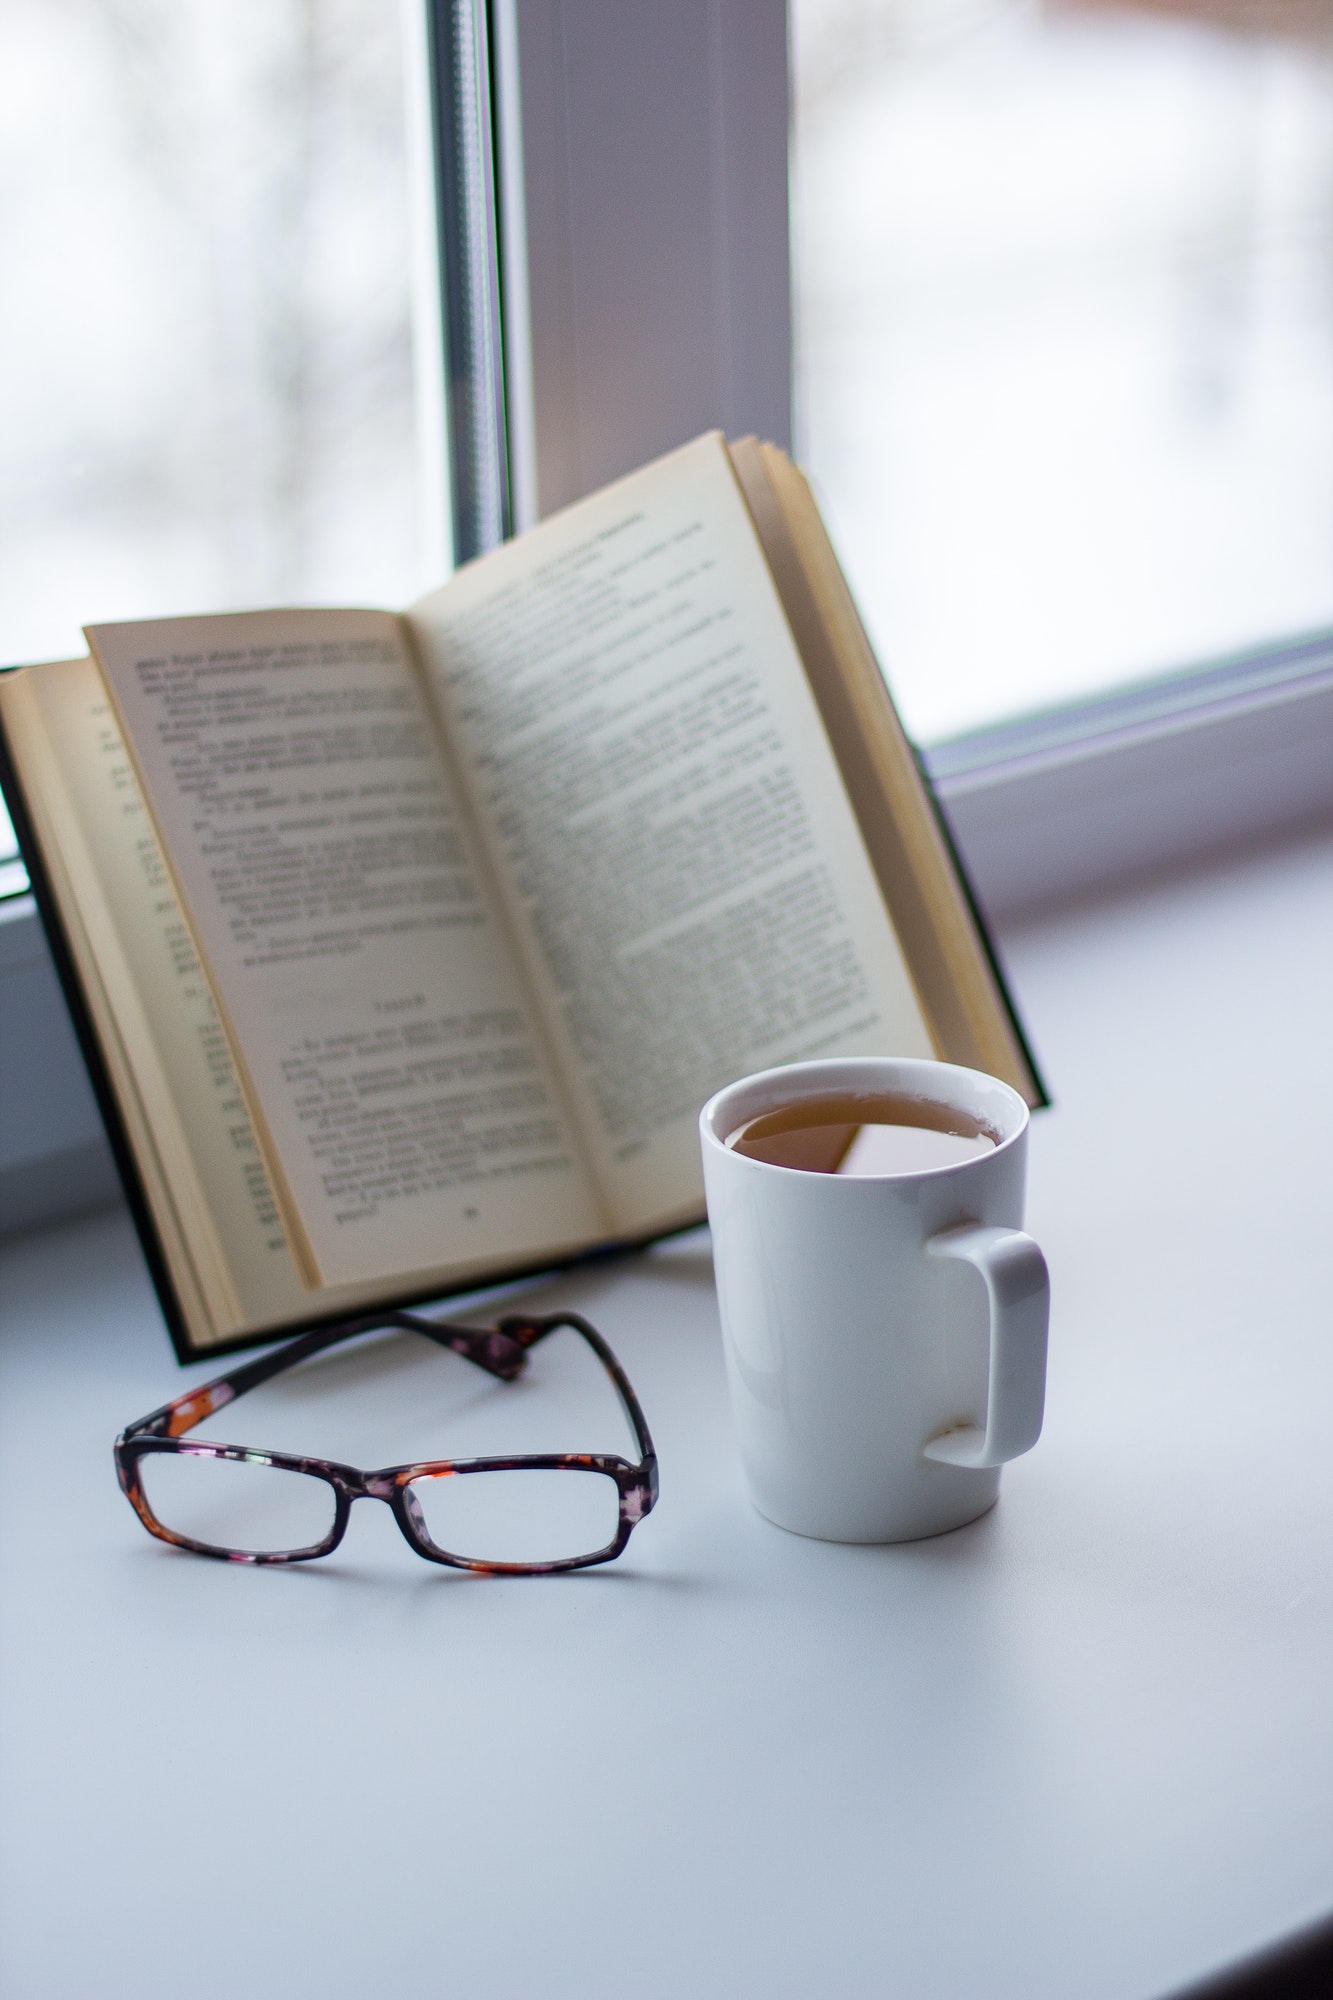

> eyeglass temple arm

[
  {"left": 123, "top": 1311, "right": 530, "bottom": 1441},
  {"left": 499, "top": 1311, "right": 658, "bottom": 1494}
]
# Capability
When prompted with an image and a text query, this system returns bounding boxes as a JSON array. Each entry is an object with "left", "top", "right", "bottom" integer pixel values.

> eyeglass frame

[{"left": 114, "top": 1309, "right": 659, "bottom": 1575}]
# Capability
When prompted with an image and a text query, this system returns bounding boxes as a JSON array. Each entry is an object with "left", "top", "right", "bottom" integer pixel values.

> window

[
  {"left": 4, "top": 2, "right": 1325, "bottom": 1230},
  {"left": 792, "top": 0, "right": 1333, "bottom": 745},
  {"left": 6, "top": 3, "right": 1328, "bottom": 888}
]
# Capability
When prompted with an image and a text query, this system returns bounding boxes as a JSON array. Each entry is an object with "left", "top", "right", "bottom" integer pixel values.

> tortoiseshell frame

[{"left": 114, "top": 1310, "right": 659, "bottom": 1575}]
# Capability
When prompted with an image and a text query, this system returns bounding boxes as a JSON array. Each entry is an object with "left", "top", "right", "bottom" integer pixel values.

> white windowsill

[{"left": 3, "top": 821, "right": 1330, "bottom": 1997}]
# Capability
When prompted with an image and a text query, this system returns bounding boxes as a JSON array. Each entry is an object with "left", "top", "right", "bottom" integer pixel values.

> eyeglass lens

[
  {"left": 139, "top": 1451, "right": 336, "bottom": 1557},
  {"left": 406, "top": 1466, "right": 621, "bottom": 1566}
]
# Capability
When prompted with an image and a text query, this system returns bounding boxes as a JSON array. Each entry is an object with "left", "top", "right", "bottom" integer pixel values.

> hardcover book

[{"left": 0, "top": 433, "right": 1043, "bottom": 1360}]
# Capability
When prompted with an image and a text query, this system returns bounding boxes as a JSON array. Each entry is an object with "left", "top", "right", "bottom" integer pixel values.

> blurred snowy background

[
  {"left": 793, "top": 0, "right": 1333, "bottom": 739},
  {"left": 0, "top": 0, "right": 426, "bottom": 671}
]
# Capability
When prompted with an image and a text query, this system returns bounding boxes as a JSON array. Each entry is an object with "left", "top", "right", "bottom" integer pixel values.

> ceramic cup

[{"left": 699, "top": 1056, "right": 1049, "bottom": 1543}]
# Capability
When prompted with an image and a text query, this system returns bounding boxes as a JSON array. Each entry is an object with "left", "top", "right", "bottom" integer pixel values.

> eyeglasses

[{"left": 115, "top": 1310, "right": 658, "bottom": 1575}]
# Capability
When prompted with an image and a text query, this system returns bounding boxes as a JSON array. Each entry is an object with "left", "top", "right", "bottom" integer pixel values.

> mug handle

[{"left": 920, "top": 1224, "right": 1049, "bottom": 1469}]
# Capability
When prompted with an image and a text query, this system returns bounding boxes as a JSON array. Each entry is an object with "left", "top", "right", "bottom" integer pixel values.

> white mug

[{"left": 699, "top": 1057, "right": 1049, "bottom": 1543}]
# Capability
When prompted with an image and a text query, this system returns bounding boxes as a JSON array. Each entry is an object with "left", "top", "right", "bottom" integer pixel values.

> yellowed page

[
  {"left": 4, "top": 656, "right": 609, "bottom": 1348},
  {"left": 408, "top": 433, "right": 933, "bottom": 1235},
  {"left": 6, "top": 657, "right": 380, "bottom": 1339},
  {"left": 88, "top": 608, "right": 603, "bottom": 1291}
]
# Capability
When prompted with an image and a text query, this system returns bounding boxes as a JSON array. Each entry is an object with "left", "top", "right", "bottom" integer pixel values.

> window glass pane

[
  {"left": 792, "top": 0, "right": 1333, "bottom": 743},
  {"left": 0, "top": 0, "right": 431, "bottom": 675}
]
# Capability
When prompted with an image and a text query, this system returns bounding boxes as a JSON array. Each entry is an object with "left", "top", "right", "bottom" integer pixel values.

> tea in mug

[{"left": 725, "top": 1091, "right": 999, "bottom": 1176}]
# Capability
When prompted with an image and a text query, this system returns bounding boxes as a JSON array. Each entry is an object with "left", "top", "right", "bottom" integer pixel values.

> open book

[{"left": 0, "top": 434, "right": 1043, "bottom": 1359}]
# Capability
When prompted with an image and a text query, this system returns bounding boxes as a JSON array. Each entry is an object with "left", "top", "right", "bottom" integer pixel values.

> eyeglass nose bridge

[
  {"left": 350, "top": 1470, "right": 432, "bottom": 1542},
  {"left": 312, "top": 1468, "right": 427, "bottom": 1557},
  {"left": 351, "top": 1470, "right": 430, "bottom": 1545}
]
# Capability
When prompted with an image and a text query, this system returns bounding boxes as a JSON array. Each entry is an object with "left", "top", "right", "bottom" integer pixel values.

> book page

[
  {"left": 6, "top": 659, "right": 510, "bottom": 1348},
  {"left": 88, "top": 609, "right": 603, "bottom": 1290},
  {"left": 408, "top": 433, "right": 933, "bottom": 1234}
]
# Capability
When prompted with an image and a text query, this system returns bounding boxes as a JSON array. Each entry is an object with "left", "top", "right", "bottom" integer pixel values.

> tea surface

[{"left": 725, "top": 1091, "right": 998, "bottom": 1175}]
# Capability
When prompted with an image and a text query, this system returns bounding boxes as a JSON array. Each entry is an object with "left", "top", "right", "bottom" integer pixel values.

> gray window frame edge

[
  {"left": 4, "top": 0, "right": 1331, "bottom": 1235},
  {"left": 927, "top": 628, "right": 1333, "bottom": 922}
]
